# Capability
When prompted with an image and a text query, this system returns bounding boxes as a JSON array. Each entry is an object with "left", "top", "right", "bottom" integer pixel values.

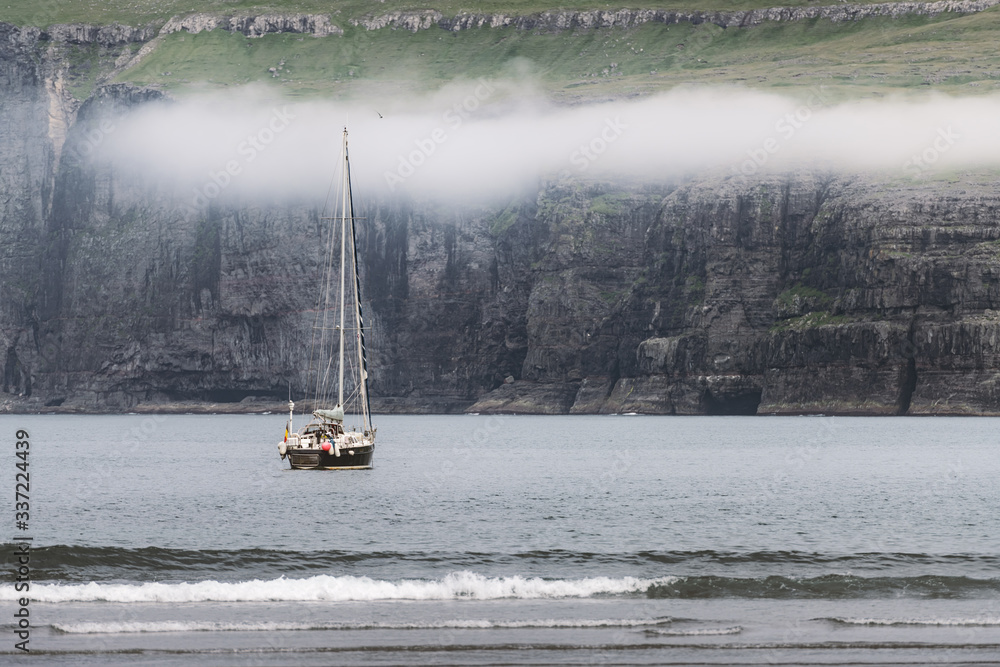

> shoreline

[{"left": 2, "top": 397, "right": 998, "bottom": 417}]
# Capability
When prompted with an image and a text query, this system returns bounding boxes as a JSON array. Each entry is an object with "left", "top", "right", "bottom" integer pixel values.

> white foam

[
  {"left": 53, "top": 617, "right": 675, "bottom": 634},
  {"left": 646, "top": 626, "right": 743, "bottom": 636},
  {"left": 11, "top": 571, "right": 675, "bottom": 603},
  {"left": 827, "top": 617, "right": 1000, "bottom": 627}
]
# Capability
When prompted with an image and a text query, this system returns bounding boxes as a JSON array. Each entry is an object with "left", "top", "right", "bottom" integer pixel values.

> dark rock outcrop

[
  {"left": 158, "top": 14, "right": 342, "bottom": 38},
  {"left": 352, "top": 0, "right": 1000, "bottom": 32},
  {"left": 5, "top": 13, "right": 1000, "bottom": 415},
  {"left": 43, "top": 23, "right": 158, "bottom": 45},
  {"left": 13, "top": 123, "right": 1000, "bottom": 415},
  {"left": 0, "top": 22, "right": 59, "bottom": 404}
]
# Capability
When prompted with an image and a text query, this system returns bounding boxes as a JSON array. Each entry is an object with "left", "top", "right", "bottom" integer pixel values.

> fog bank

[{"left": 96, "top": 83, "right": 1000, "bottom": 206}]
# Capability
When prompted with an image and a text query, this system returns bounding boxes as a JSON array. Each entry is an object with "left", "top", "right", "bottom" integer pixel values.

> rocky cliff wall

[
  {"left": 12, "top": 108, "right": 1000, "bottom": 416},
  {"left": 5, "top": 17, "right": 1000, "bottom": 415},
  {"left": 10, "top": 0, "right": 999, "bottom": 43},
  {"left": 463, "top": 176, "right": 1000, "bottom": 416},
  {"left": 352, "top": 0, "right": 1000, "bottom": 32},
  {"left": 1, "top": 23, "right": 59, "bottom": 399}
]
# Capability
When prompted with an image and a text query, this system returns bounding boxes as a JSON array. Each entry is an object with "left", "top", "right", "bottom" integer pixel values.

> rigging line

[
  {"left": 346, "top": 350, "right": 360, "bottom": 396},
  {"left": 313, "top": 139, "right": 347, "bottom": 409},
  {"left": 347, "top": 152, "right": 374, "bottom": 433},
  {"left": 337, "top": 128, "right": 349, "bottom": 409},
  {"left": 320, "top": 350, "right": 336, "bottom": 407},
  {"left": 313, "top": 299, "right": 334, "bottom": 411},
  {"left": 307, "top": 143, "right": 344, "bottom": 413},
  {"left": 319, "top": 162, "right": 338, "bottom": 223},
  {"left": 319, "top": 211, "right": 340, "bottom": 401}
]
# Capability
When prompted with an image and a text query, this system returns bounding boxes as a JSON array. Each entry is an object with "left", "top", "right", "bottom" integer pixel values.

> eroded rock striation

[
  {"left": 353, "top": 0, "right": 1000, "bottom": 32},
  {"left": 462, "top": 177, "right": 1000, "bottom": 416},
  {"left": 8, "top": 94, "right": 1000, "bottom": 415},
  {"left": 4, "top": 13, "right": 1000, "bottom": 415},
  {"left": 158, "top": 13, "right": 342, "bottom": 38}
]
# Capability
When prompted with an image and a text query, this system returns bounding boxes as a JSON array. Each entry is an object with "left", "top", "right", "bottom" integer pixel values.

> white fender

[{"left": 278, "top": 442, "right": 287, "bottom": 457}]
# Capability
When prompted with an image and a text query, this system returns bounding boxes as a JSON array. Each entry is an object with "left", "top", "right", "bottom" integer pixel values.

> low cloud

[{"left": 96, "top": 83, "right": 1000, "bottom": 206}]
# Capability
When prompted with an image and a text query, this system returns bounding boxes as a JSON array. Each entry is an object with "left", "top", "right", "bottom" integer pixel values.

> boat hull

[{"left": 285, "top": 445, "right": 374, "bottom": 470}]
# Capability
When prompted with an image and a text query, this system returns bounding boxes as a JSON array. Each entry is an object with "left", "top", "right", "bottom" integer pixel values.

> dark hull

[{"left": 286, "top": 446, "right": 374, "bottom": 470}]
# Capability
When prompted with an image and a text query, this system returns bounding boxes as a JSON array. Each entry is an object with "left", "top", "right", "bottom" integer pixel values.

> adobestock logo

[
  {"left": 383, "top": 78, "right": 496, "bottom": 191},
  {"left": 187, "top": 106, "right": 296, "bottom": 210},
  {"left": 569, "top": 117, "right": 628, "bottom": 172},
  {"left": 903, "top": 126, "right": 960, "bottom": 178},
  {"left": 65, "top": 114, "right": 128, "bottom": 163},
  {"left": 732, "top": 86, "right": 831, "bottom": 178}
]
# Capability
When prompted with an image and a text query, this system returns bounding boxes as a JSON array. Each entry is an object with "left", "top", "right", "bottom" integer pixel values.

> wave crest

[
  {"left": 823, "top": 616, "right": 1000, "bottom": 627},
  {"left": 4, "top": 572, "right": 675, "bottom": 603},
  {"left": 52, "top": 617, "right": 677, "bottom": 634}
]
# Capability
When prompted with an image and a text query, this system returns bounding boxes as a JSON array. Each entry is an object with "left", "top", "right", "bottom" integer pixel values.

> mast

[
  {"left": 346, "top": 154, "right": 373, "bottom": 433},
  {"left": 337, "top": 128, "right": 348, "bottom": 409}
]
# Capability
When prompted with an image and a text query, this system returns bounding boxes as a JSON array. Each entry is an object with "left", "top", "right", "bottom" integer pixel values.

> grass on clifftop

[
  {"left": 109, "top": 7, "right": 1000, "bottom": 102},
  {"left": 2, "top": 0, "right": 936, "bottom": 28}
]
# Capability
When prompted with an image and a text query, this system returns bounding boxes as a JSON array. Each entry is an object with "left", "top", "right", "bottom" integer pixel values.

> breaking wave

[
  {"left": 51, "top": 617, "right": 676, "bottom": 634},
  {"left": 644, "top": 626, "right": 743, "bottom": 636},
  {"left": 5, "top": 572, "right": 671, "bottom": 603},
  {"left": 823, "top": 616, "right": 1000, "bottom": 627},
  {"left": 4, "top": 570, "right": 997, "bottom": 603}
]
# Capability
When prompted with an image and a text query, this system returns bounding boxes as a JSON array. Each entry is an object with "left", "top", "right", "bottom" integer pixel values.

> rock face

[
  {"left": 5, "top": 16, "right": 1000, "bottom": 415},
  {"left": 159, "top": 13, "right": 342, "bottom": 38},
  {"left": 43, "top": 23, "right": 158, "bottom": 45},
  {"left": 11, "top": 107, "right": 1000, "bottom": 415},
  {"left": 352, "top": 0, "right": 1000, "bottom": 32},
  {"left": 462, "top": 177, "right": 1000, "bottom": 416},
  {"left": 0, "top": 23, "right": 60, "bottom": 402}
]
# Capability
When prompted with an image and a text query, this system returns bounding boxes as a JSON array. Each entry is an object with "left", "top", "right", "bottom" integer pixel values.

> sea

[{"left": 1, "top": 413, "right": 999, "bottom": 666}]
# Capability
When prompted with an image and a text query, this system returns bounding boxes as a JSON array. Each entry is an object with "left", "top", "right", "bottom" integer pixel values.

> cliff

[
  {"left": 10, "top": 102, "right": 1000, "bottom": 415},
  {"left": 352, "top": 0, "right": 1000, "bottom": 32},
  {"left": 4, "top": 8, "right": 1000, "bottom": 415},
  {"left": 462, "top": 175, "right": 1000, "bottom": 416}
]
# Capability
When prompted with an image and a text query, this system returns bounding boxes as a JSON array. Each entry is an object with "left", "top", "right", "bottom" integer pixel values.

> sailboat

[{"left": 278, "top": 128, "right": 375, "bottom": 470}]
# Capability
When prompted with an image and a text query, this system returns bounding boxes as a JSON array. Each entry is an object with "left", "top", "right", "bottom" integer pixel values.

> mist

[{"left": 95, "top": 82, "right": 1000, "bottom": 207}]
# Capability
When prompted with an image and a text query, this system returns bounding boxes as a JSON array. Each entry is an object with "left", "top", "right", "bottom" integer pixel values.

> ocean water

[{"left": 1, "top": 413, "right": 999, "bottom": 666}]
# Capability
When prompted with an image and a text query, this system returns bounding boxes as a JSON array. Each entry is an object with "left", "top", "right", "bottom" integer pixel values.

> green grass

[
  {"left": 490, "top": 204, "right": 520, "bottom": 235},
  {"left": 9, "top": 2, "right": 1000, "bottom": 104},
  {"left": 599, "top": 289, "right": 623, "bottom": 304},
  {"left": 100, "top": 6, "right": 1000, "bottom": 102},
  {"left": 0, "top": 0, "right": 938, "bottom": 29},
  {"left": 589, "top": 192, "right": 634, "bottom": 216},
  {"left": 776, "top": 284, "right": 832, "bottom": 310},
  {"left": 63, "top": 41, "right": 102, "bottom": 99},
  {"left": 770, "top": 311, "right": 852, "bottom": 331}
]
